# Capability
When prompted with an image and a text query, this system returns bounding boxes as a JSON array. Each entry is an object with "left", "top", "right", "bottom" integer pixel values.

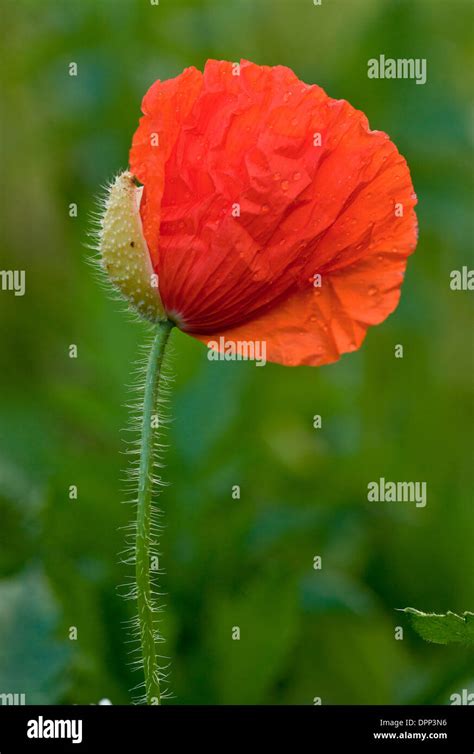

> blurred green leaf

[
  {"left": 0, "top": 567, "right": 70, "bottom": 703},
  {"left": 401, "top": 608, "right": 474, "bottom": 645}
]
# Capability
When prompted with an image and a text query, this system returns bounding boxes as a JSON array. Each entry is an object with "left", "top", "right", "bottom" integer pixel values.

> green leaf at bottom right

[{"left": 400, "top": 608, "right": 474, "bottom": 645}]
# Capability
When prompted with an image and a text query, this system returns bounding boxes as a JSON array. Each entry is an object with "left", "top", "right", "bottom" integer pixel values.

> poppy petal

[
  {"left": 191, "top": 203, "right": 417, "bottom": 367},
  {"left": 129, "top": 65, "right": 203, "bottom": 258}
]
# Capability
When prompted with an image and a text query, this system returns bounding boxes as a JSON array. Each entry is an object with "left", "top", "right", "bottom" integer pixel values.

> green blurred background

[{"left": 1, "top": 0, "right": 473, "bottom": 705}]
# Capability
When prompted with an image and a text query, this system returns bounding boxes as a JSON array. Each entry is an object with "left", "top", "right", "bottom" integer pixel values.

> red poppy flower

[{"left": 128, "top": 58, "right": 417, "bottom": 366}]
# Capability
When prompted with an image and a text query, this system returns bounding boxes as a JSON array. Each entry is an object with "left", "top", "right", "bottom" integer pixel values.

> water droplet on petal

[
  {"left": 368, "top": 285, "right": 378, "bottom": 296},
  {"left": 273, "top": 172, "right": 281, "bottom": 181},
  {"left": 293, "top": 171, "right": 301, "bottom": 181},
  {"left": 281, "top": 180, "right": 289, "bottom": 192}
]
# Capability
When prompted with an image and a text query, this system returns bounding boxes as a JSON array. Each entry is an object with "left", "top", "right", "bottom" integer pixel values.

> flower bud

[{"left": 100, "top": 171, "right": 165, "bottom": 322}]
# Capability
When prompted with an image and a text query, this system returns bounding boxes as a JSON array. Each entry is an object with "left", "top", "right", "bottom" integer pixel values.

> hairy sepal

[{"left": 100, "top": 171, "right": 165, "bottom": 323}]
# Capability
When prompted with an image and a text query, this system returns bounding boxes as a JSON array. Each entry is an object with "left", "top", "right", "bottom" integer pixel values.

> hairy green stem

[{"left": 136, "top": 319, "right": 174, "bottom": 704}]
